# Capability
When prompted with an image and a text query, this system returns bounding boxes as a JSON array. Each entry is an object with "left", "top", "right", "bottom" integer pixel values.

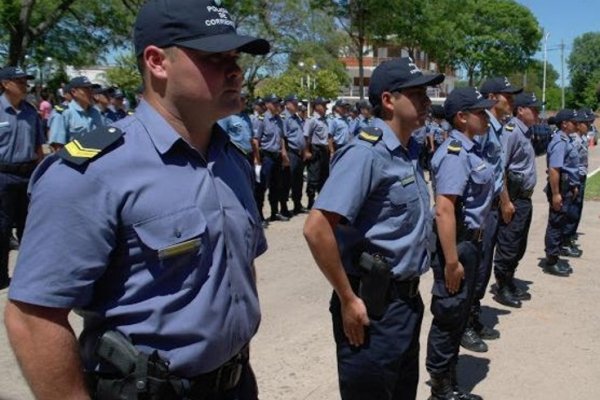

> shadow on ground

[{"left": 457, "top": 354, "right": 490, "bottom": 393}]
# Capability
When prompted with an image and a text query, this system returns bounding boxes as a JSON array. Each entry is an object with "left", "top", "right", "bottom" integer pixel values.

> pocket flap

[{"left": 133, "top": 207, "right": 206, "bottom": 251}]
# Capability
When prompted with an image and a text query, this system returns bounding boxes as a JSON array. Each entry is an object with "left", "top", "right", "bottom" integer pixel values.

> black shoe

[
  {"left": 475, "top": 324, "right": 500, "bottom": 340},
  {"left": 293, "top": 206, "right": 309, "bottom": 215},
  {"left": 9, "top": 235, "right": 19, "bottom": 251},
  {"left": 269, "top": 213, "right": 290, "bottom": 222},
  {"left": 507, "top": 280, "right": 531, "bottom": 301},
  {"left": 453, "top": 390, "right": 483, "bottom": 400},
  {"left": 261, "top": 219, "right": 269, "bottom": 229},
  {"left": 544, "top": 258, "right": 570, "bottom": 277},
  {"left": 280, "top": 210, "right": 293, "bottom": 219},
  {"left": 460, "top": 327, "right": 488, "bottom": 352},
  {"left": 560, "top": 245, "right": 582, "bottom": 258},
  {"left": 494, "top": 285, "right": 522, "bottom": 308}
]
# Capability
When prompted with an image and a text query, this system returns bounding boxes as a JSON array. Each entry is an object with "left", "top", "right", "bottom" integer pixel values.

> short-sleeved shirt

[
  {"left": 569, "top": 133, "right": 588, "bottom": 177},
  {"left": 109, "top": 106, "right": 129, "bottom": 121},
  {"left": 281, "top": 110, "right": 304, "bottom": 152},
  {"left": 218, "top": 113, "right": 253, "bottom": 154},
  {"left": 253, "top": 110, "right": 283, "bottom": 153},
  {"left": 96, "top": 106, "right": 118, "bottom": 124},
  {"left": 314, "top": 118, "right": 431, "bottom": 280},
  {"left": 502, "top": 117, "right": 537, "bottom": 191},
  {"left": 432, "top": 130, "right": 494, "bottom": 230},
  {"left": 352, "top": 115, "right": 372, "bottom": 136},
  {"left": 0, "top": 94, "right": 45, "bottom": 164},
  {"left": 48, "top": 100, "right": 105, "bottom": 145},
  {"left": 9, "top": 100, "right": 267, "bottom": 377},
  {"left": 328, "top": 114, "right": 351, "bottom": 147},
  {"left": 475, "top": 113, "right": 504, "bottom": 197},
  {"left": 547, "top": 130, "right": 580, "bottom": 186},
  {"left": 411, "top": 126, "right": 428, "bottom": 145},
  {"left": 303, "top": 113, "right": 330, "bottom": 146}
]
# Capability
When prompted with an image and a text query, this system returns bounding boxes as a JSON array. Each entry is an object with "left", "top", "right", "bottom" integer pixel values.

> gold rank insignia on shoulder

[
  {"left": 505, "top": 124, "right": 515, "bottom": 132},
  {"left": 358, "top": 127, "right": 382, "bottom": 144},
  {"left": 58, "top": 126, "right": 124, "bottom": 166},
  {"left": 447, "top": 139, "right": 462, "bottom": 155}
]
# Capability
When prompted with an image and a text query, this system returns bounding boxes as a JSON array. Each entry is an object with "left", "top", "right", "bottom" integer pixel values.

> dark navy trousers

[
  {"left": 545, "top": 191, "right": 577, "bottom": 256},
  {"left": 254, "top": 151, "right": 283, "bottom": 218},
  {"left": 494, "top": 198, "right": 533, "bottom": 279},
  {"left": 306, "top": 144, "right": 329, "bottom": 205},
  {"left": 281, "top": 149, "right": 304, "bottom": 210},
  {"left": 426, "top": 240, "right": 480, "bottom": 375},
  {"left": 330, "top": 277, "right": 424, "bottom": 400},
  {"left": 0, "top": 172, "right": 29, "bottom": 285},
  {"left": 564, "top": 176, "right": 586, "bottom": 240},
  {"left": 471, "top": 206, "right": 498, "bottom": 319}
]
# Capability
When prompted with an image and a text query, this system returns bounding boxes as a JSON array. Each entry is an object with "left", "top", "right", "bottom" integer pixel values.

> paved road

[{"left": 1, "top": 144, "right": 599, "bottom": 400}]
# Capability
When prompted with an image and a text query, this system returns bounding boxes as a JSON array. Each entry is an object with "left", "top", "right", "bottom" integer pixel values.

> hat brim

[
  {"left": 392, "top": 73, "right": 445, "bottom": 91},
  {"left": 1, "top": 73, "right": 35, "bottom": 80},
  {"left": 516, "top": 101, "right": 542, "bottom": 108},
  {"left": 466, "top": 98, "right": 497, "bottom": 111},
  {"left": 494, "top": 87, "right": 523, "bottom": 95},
  {"left": 177, "top": 33, "right": 270, "bottom": 55}
]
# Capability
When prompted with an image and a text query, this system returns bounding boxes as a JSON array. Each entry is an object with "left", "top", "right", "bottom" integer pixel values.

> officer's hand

[
  {"left": 552, "top": 193, "right": 562, "bottom": 212},
  {"left": 282, "top": 154, "right": 290, "bottom": 167},
  {"left": 573, "top": 187, "right": 579, "bottom": 199},
  {"left": 501, "top": 201, "right": 516, "bottom": 224},
  {"left": 304, "top": 151, "right": 313, "bottom": 161},
  {"left": 444, "top": 262, "right": 464, "bottom": 295},
  {"left": 341, "top": 296, "right": 370, "bottom": 347}
]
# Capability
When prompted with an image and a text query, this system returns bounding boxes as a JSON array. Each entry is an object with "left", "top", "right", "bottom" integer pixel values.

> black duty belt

[
  {"left": 519, "top": 189, "right": 534, "bottom": 199},
  {"left": 459, "top": 228, "right": 484, "bottom": 243},
  {"left": 0, "top": 161, "right": 37, "bottom": 176},
  {"left": 388, "top": 277, "right": 420, "bottom": 299},
  {"left": 183, "top": 345, "right": 248, "bottom": 396},
  {"left": 260, "top": 150, "right": 280, "bottom": 159}
]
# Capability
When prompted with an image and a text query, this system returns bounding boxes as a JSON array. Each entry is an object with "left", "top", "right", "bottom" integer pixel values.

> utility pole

[
  {"left": 542, "top": 32, "right": 550, "bottom": 119},
  {"left": 561, "top": 39, "right": 565, "bottom": 109}
]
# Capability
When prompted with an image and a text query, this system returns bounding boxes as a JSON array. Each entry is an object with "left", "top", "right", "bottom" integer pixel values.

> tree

[
  {"left": 509, "top": 59, "right": 562, "bottom": 110},
  {"left": 105, "top": 52, "right": 141, "bottom": 94},
  {"left": 441, "top": 0, "right": 541, "bottom": 85},
  {"left": 568, "top": 32, "right": 600, "bottom": 109},
  {"left": 0, "top": 0, "right": 140, "bottom": 67}
]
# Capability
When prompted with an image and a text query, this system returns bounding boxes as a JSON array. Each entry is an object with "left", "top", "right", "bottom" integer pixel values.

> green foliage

[
  {"left": 508, "top": 59, "right": 563, "bottom": 110},
  {"left": 584, "top": 171, "right": 600, "bottom": 201},
  {"left": 569, "top": 32, "right": 600, "bottom": 109},
  {"left": 105, "top": 52, "right": 141, "bottom": 94},
  {"left": 256, "top": 64, "right": 343, "bottom": 100}
]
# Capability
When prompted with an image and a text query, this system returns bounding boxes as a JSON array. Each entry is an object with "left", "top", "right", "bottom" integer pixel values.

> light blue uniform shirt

[
  {"left": 547, "top": 130, "right": 580, "bottom": 186},
  {"left": 49, "top": 100, "right": 105, "bottom": 145},
  {"left": 569, "top": 133, "right": 588, "bottom": 177},
  {"left": 253, "top": 110, "right": 283, "bottom": 153},
  {"left": 502, "top": 117, "right": 537, "bottom": 191},
  {"left": 0, "top": 94, "right": 44, "bottom": 163},
  {"left": 282, "top": 110, "right": 305, "bottom": 152},
  {"left": 328, "top": 113, "right": 351, "bottom": 147},
  {"left": 352, "top": 115, "right": 372, "bottom": 136},
  {"left": 475, "top": 114, "right": 504, "bottom": 197},
  {"left": 9, "top": 100, "right": 267, "bottom": 377},
  {"left": 432, "top": 130, "right": 494, "bottom": 230},
  {"left": 218, "top": 113, "right": 253, "bottom": 154},
  {"left": 303, "top": 113, "right": 330, "bottom": 146},
  {"left": 314, "top": 118, "right": 431, "bottom": 280}
]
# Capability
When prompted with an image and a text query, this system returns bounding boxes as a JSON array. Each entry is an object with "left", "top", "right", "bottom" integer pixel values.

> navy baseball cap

[
  {"left": 263, "top": 93, "right": 281, "bottom": 103},
  {"left": 430, "top": 104, "right": 446, "bottom": 119},
  {"left": 334, "top": 99, "right": 351, "bottom": 108},
  {"left": 368, "top": 57, "right": 444, "bottom": 107},
  {"left": 312, "top": 97, "right": 329, "bottom": 105},
  {"left": 514, "top": 92, "right": 541, "bottom": 108},
  {"left": 68, "top": 76, "right": 95, "bottom": 89},
  {"left": 93, "top": 86, "right": 113, "bottom": 95},
  {"left": 479, "top": 77, "right": 523, "bottom": 96},
  {"left": 111, "top": 88, "right": 125, "bottom": 99},
  {"left": 579, "top": 108, "right": 597, "bottom": 122},
  {"left": 284, "top": 94, "right": 299, "bottom": 103},
  {"left": 553, "top": 109, "right": 578, "bottom": 123},
  {"left": 444, "top": 87, "right": 497, "bottom": 120},
  {"left": 0, "top": 66, "right": 34, "bottom": 80},
  {"left": 134, "top": 0, "right": 270, "bottom": 56}
]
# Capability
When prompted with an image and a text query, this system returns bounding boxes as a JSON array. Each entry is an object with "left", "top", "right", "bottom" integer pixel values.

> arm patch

[
  {"left": 358, "top": 127, "right": 383, "bottom": 145},
  {"left": 447, "top": 139, "right": 462, "bottom": 155},
  {"left": 58, "top": 126, "right": 124, "bottom": 166}
]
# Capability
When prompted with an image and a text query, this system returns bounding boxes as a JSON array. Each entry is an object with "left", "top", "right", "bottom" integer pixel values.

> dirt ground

[{"left": 1, "top": 147, "right": 599, "bottom": 400}]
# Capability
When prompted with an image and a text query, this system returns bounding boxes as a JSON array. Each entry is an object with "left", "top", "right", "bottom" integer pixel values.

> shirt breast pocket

[
  {"left": 133, "top": 207, "right": 207, "bottom": 277},
  {"left": 0, "top": 125, "right": 11, "bottom": 147},
  {"left": 388, "top": 182, "right": 421, "bottom": 228}
]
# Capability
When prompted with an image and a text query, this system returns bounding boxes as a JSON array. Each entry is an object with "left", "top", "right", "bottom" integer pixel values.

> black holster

[{"left": 357, "top": 252, "right": 392, "bottom": 319}]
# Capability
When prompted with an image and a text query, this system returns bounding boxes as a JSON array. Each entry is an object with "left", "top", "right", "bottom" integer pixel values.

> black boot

[
  {"left": 429, "top": 373, "right": 458, "bottom": 400},
  {"left": 507, "top": 272, "right": 531, "bottom": 301},
  {"left": 544, "top": 255, "right": 570, "bottom": 276},
  {"left": 560, "top": 244, "right": 582, "bottom": 258},
  {"left": 450, "top": 366, "right": 483, "bottom": 400},
  {"left": 493, "top": 276, "right": 522, "bottom": 308}
]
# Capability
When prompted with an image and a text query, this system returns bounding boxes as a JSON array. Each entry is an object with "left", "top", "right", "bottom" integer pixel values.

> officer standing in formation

[
  {"left": 109, "top": 89, "right": 130, "bottom": 120},
  {"left": 329, "top": 99, "right": 351, "bottom": 150},
  {"left": 252, "top": 94, "right": 290, "bottom": 223},
  {"left": 5, "top": 1, "right": 270, "bottom": 399},
  {"left": 304, "top": 57, "right": 443, "bottom": 400},
  {"left": 352, "top": 100, "right": 373, "bottom": 136},
  {"left": 281, "top": 94, "right": 309, "bottom": 214},
  {"left": 461, "top": 77, "right": 522, "bottom": 353},
  {"left": 93, "top": 86, "right": 118, "bottom": 123},
  {"left": 218, "top": 92, "right": 254, "bottom": 162},
  {"left": 426, "top": 87, "right": 495, "bottom": 400},
  {"left": 303, "top": 97, "right": 333, "bottom": 209},
  {"left": 0, "top": 67, "right": 45, "bottom": 290},
  {"left": 48, "top": 75, "right": 105, "bottom": 151},
  {"left": 492, "top": 92, "right": 540, "bottom": 308}
]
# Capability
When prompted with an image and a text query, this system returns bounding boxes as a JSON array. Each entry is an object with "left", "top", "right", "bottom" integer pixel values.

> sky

[{"left": 516, "top": 0, "right": 600, "bottom": 86}]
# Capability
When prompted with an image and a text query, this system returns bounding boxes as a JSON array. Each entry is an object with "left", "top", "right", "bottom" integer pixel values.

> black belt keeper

[
  {"left": 0, "top": 161, "right": 36, "bottom": 177},
  {"left": 388, "top": 278, "right": 420, "bottom": 299}
]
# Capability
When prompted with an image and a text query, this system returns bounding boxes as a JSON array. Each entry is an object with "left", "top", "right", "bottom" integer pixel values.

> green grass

[{"left": 585, "top": 172, "right": 600, "bottom": 200}]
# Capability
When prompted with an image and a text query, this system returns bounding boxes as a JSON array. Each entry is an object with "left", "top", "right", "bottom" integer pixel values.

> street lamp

[
  {"left": 40, "top": 57, "right": 53, "bottom": 88},
  {"left": 542, "top": 31, "right": 550, "bottom": 120},
  {"left": 298, "top": 62, "right": 318, "bottom": 114}
]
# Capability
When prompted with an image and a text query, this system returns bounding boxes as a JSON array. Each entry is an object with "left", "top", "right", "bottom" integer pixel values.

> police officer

[
  {"left": 351, "top": 100, "right": 373, "bottom": 136},
  {"left": 462, "top": 77, "right": 522, "bottom": 353},
  {"left": 544, "top": 109, "right": 581, "bottom": 276},
  {"left": 250, "top": 97, "right": 266, "bottom": 135},
  {"left": 218, "top": 92, "right": 254, "bottom": 163},
  {"left": 93, "top": 86, "right": 119, "bottom": 123},
  {"left": 109, "top": 89, "right": 130, "bottom": 120},
  {"left": 5, "top": 1, "right": 270, "bottom": 399},
  {"left": 303, "top": 97, "right": 333, "bottom": 209},
  {"left": 48, "top": 76, "right": 105, "bottom": 151},
  {"left": 304, "top": 57, "right": 443, "bottom": 400},
  {"left": 493, "top": 92, "right": 540, "bottom": 308},
  {"left": 252, "top": 93, "right": 290, "bottom": 222},
  {"left": 561, "top": 109, "right": 591, "bottom": 256},
  {"left": 281, "top": 94, "right": 308, "bottom": 214},
  {"left": 0, "top": 66, "right": 45, "bottom": 290},
  {"left": 329, "top": 99, "right": 352, "bottom": 150},
  {"left": 426, "top": 87, "right": 495, "bottom": 400}
]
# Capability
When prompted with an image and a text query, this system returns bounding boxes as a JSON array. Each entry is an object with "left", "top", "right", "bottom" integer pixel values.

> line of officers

[
  {"left": 218, "top": 93, "right": 373, "bottom": 226},
  {"left": 302, "top": 58, "right": 594, "bottom": 400}
]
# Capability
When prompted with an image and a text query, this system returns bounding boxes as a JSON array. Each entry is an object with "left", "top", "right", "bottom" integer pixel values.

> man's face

[
  {"left": 94, "top": 93, "right": 110, "bottom": 108},
  {"left": 164, "top": 47, "right": 243, "bottom": 120},
  {"left": 462, "top": 109, "right": 490, "bottom": 136},
  {"left": 518, "top": 106, "right": 539, "bottom": 127},
  {"left": 562, "top": 120, "right": 577, "bottom": 133},
  {"left": 391, "top": 86, "right": 431, "bottom": 131},
  {"left": 112, "top": 97, "right": 124, "bottom": 108},
  {"left": 314, "top": 104, "right": 326, "bottom": 115},
  {"left": 72, "top": 86, "right": 93, "bottom": 109},
  {"left": 286, "top": 101, "right": 298, "bottom": 113},
  {"left": 492, "top": 92, "right": 514, "bottom": 117},
  {"left": 2, "top": 77, "right": 28, "bottom": 101},
  {"left": 360, "top": 107, "right": 372, "bottom": 119},
  {"left": 577, "top": 121, "right": 589, "bottom": 135}
]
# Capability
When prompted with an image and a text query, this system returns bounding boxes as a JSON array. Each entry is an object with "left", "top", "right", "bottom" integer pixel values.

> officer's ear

[
  {"left": 143, "top": 45, "right": 171, "bottom": 82},
  {"left": 454, "top": 111, "right": 468, "bottom": 129},
  {"left": 380, "top": 91, "right": 397, "bottom": 119}
]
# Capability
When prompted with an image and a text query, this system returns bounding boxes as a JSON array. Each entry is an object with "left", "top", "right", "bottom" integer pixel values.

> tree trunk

[{"left": 357, "top": 35, "right": 365, "bottom": 100}]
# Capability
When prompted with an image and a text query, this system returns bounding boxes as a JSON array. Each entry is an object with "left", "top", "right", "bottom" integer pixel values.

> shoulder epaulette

[
  {"left": 127, "top": 110, "right": 134, "bottom": 116},
  {"left": 447, "top": 139, "right": 462, "bottom": 155},
  {"left": 58, "top": 126, "right": 124, "bottom": 166},
  {"left": 54, "top": 105, "right": 65, "bottom": 113},
  {"left": 258, "top": 115, "right": 264, "bottom": 121},
  {"left": 358, "top": 127, "right": 383, "bottom": 145},
  {"left": 504, "top": 123, "right": 515, "bottom": 132}
]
